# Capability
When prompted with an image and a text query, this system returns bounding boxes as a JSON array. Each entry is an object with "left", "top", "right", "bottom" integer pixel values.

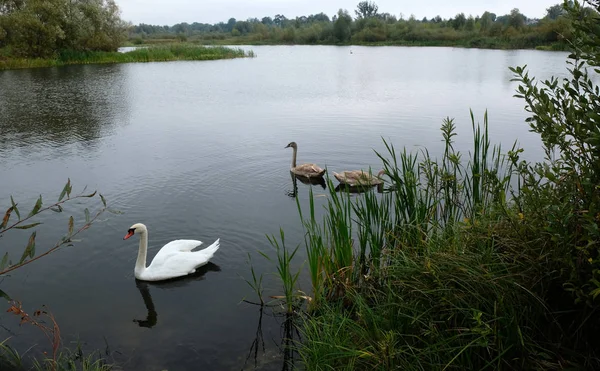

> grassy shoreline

[
  {"left": 0, "top": 44, "right": 254, "bottom": 71},
  {"left": 256, "top": 112, "right": 600, "bottom": 369},
  {"left": 124, "top": 36, "right": 569, "bottom": 51}
]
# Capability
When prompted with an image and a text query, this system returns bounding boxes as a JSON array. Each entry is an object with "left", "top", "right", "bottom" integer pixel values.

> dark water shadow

[
  {"left": 278, "top": 314, "right": 300, "bottom": 371},
  {"left": 240, "top": 304, "right": 301, "bottom": 371},
  {"left": 285, "top": 172, "right": 326, "bottom": 198},
  {"left": 241, "top": 305, "right": 266, "bottom": 370},
  {"left": 133, "top": 262, "right": 221, "bottom": 328},
  {"left": 334, "top": 182, "right": 392, "bottom": 194}
]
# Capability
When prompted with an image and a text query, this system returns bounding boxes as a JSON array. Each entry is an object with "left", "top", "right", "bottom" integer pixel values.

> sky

[{"left": 116, "top": 0, "right": 562, "bottom": 26}]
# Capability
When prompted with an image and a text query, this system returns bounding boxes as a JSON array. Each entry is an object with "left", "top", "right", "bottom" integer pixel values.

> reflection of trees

[
  {"left": 0, "top": 64, "right": 131, "bottom": 153},
  {"left": 133, "top": 262, "right": 221, "bottom": 328}
]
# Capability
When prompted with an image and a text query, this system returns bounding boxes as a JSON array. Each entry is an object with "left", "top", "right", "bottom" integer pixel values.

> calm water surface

[{"left": 0, "top": 45, "right": 569, "bottom": 370}]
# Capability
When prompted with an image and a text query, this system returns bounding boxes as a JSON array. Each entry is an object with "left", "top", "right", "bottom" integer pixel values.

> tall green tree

[
  {"left": 508, "top": 8, "right": 526, "bottom": 29},
  {"left": 546, "top": 3, "right": 566, "bottom": 19},
  {"left": 333, "top": 9, "right": 352, "bottom": 42},
  {"left": 355, "top": 1, "right": 378, "bottom": 19},
  {"left": 0, "top": 0, "right": 128, "bottom": 57}
]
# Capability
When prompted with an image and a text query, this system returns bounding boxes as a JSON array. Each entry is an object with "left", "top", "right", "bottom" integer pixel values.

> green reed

[
  {"left": 294, "top": 110, "right": 517, "bottom": 303},
  {"left": 278, "top": 112, "right": 553, "bottom": 368},
  {"left": 0, "top": 44, "right": 253, "bottom": 70},
  {"left": 265, "top": 229, "right": 302, "bottom": 314},
  {"left": 241, "top": 252, "right": 264, "bottom": 306},
  {"left": 1, "top": 341, "right": 112, "bottom": 371},
  {"left": 249, "top": 111, "right": 561, "bottom": 368}
]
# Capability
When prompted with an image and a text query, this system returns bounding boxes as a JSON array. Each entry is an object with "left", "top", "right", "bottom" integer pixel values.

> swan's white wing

[
  {"left": 149, "top": 239, "right": 202, "bottom": 267},
  {"left": 161, "top": 239, "right": 203, "bottom": 253},
  {"left": 141, "top": 239, "right": 221, "bottom": 281}
]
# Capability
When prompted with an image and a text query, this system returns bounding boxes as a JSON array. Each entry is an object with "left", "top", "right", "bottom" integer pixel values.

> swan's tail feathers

[{"left": 201, "top": 238, "right": 220, "bottom": 257}]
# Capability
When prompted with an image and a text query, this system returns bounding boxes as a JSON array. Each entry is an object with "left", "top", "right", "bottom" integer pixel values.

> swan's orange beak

[{"left": 124, "top": 229, "right": 135, "bottom": 240}]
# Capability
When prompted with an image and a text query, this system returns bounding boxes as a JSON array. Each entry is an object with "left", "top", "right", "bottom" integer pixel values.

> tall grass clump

[
  {"left": 0, "top": 44, "right": 253, "bottom": 70},
  {"left": 249, "top": 2, "right": 600, "bottom": 368},
  {"left": 288, "top": 114, "right": 561, "bottom": 370},
  {"left": 265, "top": 229, "right": 303, "bottom": 315}
]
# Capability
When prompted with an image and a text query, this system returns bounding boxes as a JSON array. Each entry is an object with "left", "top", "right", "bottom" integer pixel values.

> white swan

[{"left": 123, "top": 223, "right": 220, "bottom": 282}]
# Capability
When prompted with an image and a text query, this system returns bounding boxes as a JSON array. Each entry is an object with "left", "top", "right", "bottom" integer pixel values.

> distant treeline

[
  {"left": 0, "top": 0, "right": 129, "bottom": 58},
  {"left": 128, "top": 1, "right": 597, "bottom": 49}
]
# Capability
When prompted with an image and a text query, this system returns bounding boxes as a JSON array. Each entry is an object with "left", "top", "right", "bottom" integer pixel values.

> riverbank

[
  {"left": 0, "top": 44, "right": 254, "bottom": 71},
  {"left": 255, "top": 11, "right": 600, "bottom": 364},
  {"left": 259, "top": 113, "right": 600, "bottom": 369},
  {"left": 125, "top": 36, "right": 568, "bottom": 51}
]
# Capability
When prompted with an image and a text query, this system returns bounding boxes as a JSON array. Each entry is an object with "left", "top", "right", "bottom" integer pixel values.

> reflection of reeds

[
  {"left": 279, "top": 314, "right": 300, "bottom": 371},
  {"left": 241, "top": 306, "right": 265, "bottom": 371}
]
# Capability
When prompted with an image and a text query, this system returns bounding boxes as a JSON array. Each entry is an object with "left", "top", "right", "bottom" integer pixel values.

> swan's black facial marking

[{"left": 124, "top": 228, "right": 136, "bottom": 240}]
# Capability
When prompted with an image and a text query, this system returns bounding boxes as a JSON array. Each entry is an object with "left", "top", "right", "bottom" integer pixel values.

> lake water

[{"left": 0, "top": 45, "right": 569, "bottom": 370}]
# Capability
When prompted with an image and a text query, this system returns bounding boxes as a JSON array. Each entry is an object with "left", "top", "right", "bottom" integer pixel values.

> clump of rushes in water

[
  {"left": 0, "top": 44, "right": 254, "bottom": 70},
  {"left": 261, "top": 112, "right": 563, "bottom": 369},
  {"left": 264, "top": 229, "right": 303, "bottom": 315},
  {"left": 241, "top": 252, "right": 265, "bottom": 306}
]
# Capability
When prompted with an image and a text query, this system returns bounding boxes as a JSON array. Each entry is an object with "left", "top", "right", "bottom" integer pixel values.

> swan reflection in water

[
  {"left": 133, "top": 262, "right": 221, "bottom": 328},
  {"left": 334, "top": 182, "right": 387, "bottom": 194},
  {"left": 285, "top": 172, "right": 326, "bottom": 198}
]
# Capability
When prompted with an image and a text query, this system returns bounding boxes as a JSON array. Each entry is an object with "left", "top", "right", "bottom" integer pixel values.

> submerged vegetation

[
  {"left": 129, "top": 1, "right": 597, "bottom": 50},
  {"left": 250, "top": 0, "right": 600, "bottom": 369}
]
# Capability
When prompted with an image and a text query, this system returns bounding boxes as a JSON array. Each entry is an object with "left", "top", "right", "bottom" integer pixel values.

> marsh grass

[
  {"left": 0, "top": 44, "right": 253, "bottom": 70},
  {"left": 241, "top": 253, "right": 265, "bottom": 306},
  {"left": 265, "top": 229, "right": 303, "bottom": 315},
  {"left": 255, "top": 111, "right": 585, "bottom": 369},
  {"left": 0, "top": 343, "right": 112, "bottom": 371},
  {"left": 295, "top": 111, "right": 518, "bottom": 302}
]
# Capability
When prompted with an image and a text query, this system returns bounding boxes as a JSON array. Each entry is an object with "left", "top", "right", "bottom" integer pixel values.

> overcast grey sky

[{"left": 116, "top": 0, "right": 561, "bottom": 26}]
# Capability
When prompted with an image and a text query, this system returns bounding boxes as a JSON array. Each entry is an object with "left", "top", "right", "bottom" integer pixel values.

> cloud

[{"left": 116, "top": 0, "right": 560, "bottom": 25}]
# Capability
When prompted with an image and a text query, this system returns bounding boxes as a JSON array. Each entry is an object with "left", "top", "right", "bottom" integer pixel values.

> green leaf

[
  {"left": 68, "top": 216, "right": 74, "bottom": 235},
  {"left": 15, "top": 222, "right": 42, "bottom": 230},
  {"left": 100, "top": 194, "right": 107, "bottom": 207},
  {"left": 106, "top": 208, "right": 123, "bottom": 215},
  {"left": 1, "top": 206, "right": 13, "bottom": 230},
  {"left": 50, "top": 205, "right": 63, "bottom": 213},
  {"left": 19, "top": 231, "right": 36, "bottom": 264},
  {"left": 10, "top": 196, "right": 20, "bottom": 220},
  {"left": 84, "top": 208, "right": 90, "bottom": 223},
  {"left": 0, "top": 252, "right": 9, "bottom": 271},
  {"left": 0, "top": 288, "right": 11, "bottom": 301},
  {"left": 27, "top": 195, "right": 43, "bottom": 217},
  {"left": 58, "top": 179, "right": 70, "bottom": 202},
  {"left": 83, "top": 191, "right": 97, "bottom": 198}
]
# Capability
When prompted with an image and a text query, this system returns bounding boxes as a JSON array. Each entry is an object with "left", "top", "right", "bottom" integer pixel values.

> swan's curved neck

[
  {"left": 291, "top": 146, "right": 297, "bottom": 168},
  {"left": 135, "top": 231, "right": 148, "bottom": 277}
]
